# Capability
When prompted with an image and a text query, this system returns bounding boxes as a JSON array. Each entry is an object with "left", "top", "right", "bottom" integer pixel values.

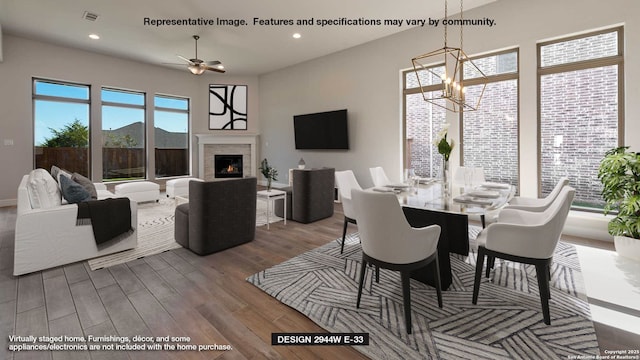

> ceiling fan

[{"left": 175, "top": 35, "right": 225, "bottom": 75}]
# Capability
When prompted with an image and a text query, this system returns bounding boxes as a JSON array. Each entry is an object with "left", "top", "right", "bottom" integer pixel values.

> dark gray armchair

[
  {"left": 274, "top": 168, "right": 335, "bottom": 223},
  {"left": 174, "top": 177, "right": 256, "bottom": 255}
]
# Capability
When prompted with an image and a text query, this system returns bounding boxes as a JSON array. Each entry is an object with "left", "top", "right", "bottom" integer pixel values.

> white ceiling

[{"left": 0, "top": 0, "right": 495, "bottom": 75}]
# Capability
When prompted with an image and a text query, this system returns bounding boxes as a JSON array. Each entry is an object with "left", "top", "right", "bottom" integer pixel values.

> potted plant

[
  {"left": 597, "top": 146, "right": 640, "bottom": 261},
  {"left": 259, "top": 158, "right": 278, "bottom": 191}
]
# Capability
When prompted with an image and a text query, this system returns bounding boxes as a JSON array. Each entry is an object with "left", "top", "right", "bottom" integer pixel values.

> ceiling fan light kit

[{"left": 177, "top": 35, "right": 226, "bottom": 75}]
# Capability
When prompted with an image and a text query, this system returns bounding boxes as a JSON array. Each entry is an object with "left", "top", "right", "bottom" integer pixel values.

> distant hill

[{"left": 102, "top": 122, "right": 187, "bottom": 148}]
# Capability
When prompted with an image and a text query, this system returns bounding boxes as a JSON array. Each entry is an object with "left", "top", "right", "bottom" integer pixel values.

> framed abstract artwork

[{"left": 209, "top": 84, "right": 247, "bottom": 130}]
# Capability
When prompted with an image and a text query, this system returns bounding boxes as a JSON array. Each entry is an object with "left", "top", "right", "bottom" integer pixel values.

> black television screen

[{"left": 293, "top": 109, "right": 349, "bottom": 150}]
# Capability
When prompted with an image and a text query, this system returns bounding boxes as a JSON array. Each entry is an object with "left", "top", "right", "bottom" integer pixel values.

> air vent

[{"left": 82, "top": 11, "right": 99, "bottom": 21}]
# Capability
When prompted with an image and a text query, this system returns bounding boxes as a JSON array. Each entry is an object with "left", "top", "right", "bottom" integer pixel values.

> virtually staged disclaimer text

[
  {"left": 8, "top": 335, "right": 232, "bottom": 352},
  {"left": 143, "top": 17, "right": 496, "bottom": 28}
]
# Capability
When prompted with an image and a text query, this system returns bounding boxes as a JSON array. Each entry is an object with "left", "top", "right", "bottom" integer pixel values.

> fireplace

[{"left": 215, "top": 155, "right": 243, "bottom": 178}]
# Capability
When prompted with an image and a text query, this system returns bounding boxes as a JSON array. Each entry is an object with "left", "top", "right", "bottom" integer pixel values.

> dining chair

[
  {"left": 453, "top": 166, "right": 486, "bottom": 189},
  {"left": 369, "top": 166, "right": 392, "bottom": 187},
  {"left": 334, "top": 170, "right": 363, "bottom": 253},
  {"left": 352, "top": 189, "right": 442, "bottom": 334},
  {"left": 506, "top": 177, "right": 570, "bottom": 212},
  {"left": 472, "top": 186, "right": 575, "bottom": 325}
]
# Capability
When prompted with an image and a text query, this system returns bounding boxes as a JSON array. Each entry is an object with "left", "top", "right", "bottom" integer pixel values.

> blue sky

[{"left": 34, "top": 81, "right": 188, "bottom": 145}]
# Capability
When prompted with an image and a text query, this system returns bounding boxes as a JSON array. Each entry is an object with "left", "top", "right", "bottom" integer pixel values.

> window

[
  {"left": 154, "top": 95, "right": 190, "bottom": 177},
  {"left": 101, "top": 88, "right": 146, "bottom": 181},
  {"left": 461, "top": 50, "right": 519, "bottom": 187},
  {"left": 33, "top": 79, "right": 91, "bottom": 177},
  {"left": 538, "top": 27, "right": 623, "bottom": 209},
  {"left": 404, "top": 66, "right": 448, "bottom": 178}
]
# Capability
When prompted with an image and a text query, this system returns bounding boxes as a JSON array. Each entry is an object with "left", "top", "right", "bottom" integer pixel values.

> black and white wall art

[{"left": 209, "top": 84, "right": 247, "bottom": 130}]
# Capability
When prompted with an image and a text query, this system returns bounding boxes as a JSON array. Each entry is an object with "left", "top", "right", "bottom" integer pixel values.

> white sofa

[{"left": 14, "top": 172, "right": 138, "bottom": 276}]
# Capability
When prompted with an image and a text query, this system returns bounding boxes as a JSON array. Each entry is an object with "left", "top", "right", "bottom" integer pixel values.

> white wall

[
  {"left": 0, "top": 34, "right": 259, "bottom": 205},
  {"left": 258, "top": 0, "right": 640, "bottom": 240}
]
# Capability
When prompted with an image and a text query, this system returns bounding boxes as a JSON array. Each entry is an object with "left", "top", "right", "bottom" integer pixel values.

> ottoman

[
  {"left": 166, "top": 177, "right": 203, "bottom": 198},
  {"left": 114, "top": 181, "right": 160, "bottom": 203}
]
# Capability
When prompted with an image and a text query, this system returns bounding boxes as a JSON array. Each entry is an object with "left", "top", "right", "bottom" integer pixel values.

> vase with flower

[
  {"left": 434, "top": 123, "right": 454, "bottom": 197},
  {"left": 259, "top": 158, "right": 278, "bottom": 191}
]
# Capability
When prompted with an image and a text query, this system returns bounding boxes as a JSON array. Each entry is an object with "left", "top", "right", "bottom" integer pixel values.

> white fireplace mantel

[{"left": 196, "top": 133, "right": 259, "bottom": 179}]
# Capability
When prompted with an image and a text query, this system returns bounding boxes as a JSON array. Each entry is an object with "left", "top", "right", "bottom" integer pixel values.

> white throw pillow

[{"left": 27, "top": 169, "right": 62, "bottom": 209}]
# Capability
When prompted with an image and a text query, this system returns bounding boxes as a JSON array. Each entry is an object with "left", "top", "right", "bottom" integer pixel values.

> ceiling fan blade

[
  {"left": 205, "top": 60, "right": 221, "bottom": 66},
  {"left": 205, "top": 66, "right": 226, "bottom": 74},
  {"left": 177, "top": 55, "right": 194, "bottom": 65}
]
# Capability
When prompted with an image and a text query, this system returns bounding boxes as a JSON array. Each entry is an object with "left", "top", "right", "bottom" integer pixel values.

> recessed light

[
  {"left": 89, "top": 34, "right": 100, "bottom": 40},
  {"left": 293, "top": 33, "right": 301, "bottom": 39}
]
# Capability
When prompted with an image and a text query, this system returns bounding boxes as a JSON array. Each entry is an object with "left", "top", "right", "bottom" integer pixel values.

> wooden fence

[{"left": 35, "top": 147, "right": 188, "bottom": 179}]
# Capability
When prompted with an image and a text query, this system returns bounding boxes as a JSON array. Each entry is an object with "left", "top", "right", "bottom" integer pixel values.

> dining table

[{"left": 371, "top": 179, "right": 515, "bottom": 290}]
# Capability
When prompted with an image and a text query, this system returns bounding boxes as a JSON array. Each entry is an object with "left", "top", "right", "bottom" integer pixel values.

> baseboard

[
  {"left": 0, "top": 198, "right": 17, "bottom": 208},
  {"left": 564, "top": 210, "right": 613, "bottom": 243}
]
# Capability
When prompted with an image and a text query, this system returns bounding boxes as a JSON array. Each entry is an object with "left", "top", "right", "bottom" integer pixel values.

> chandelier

[{"left": 411, "top": 0, "right": 487, "bottom": 113}]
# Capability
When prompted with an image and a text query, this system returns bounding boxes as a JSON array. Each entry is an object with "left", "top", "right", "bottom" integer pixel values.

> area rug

[
  {"left": 247, "top": 229, "right": 600, "bottom": 360},
  {"left": 88, "top": 197, "right": 282, "bottom": 270}
]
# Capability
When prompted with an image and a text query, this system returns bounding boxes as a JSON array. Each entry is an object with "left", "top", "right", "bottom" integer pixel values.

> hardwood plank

[
  {"left": 0, "top": 245, "right": 14, "bottom": 272},
  {"left": 14, "top": 306, "right": 50, "bottom": 360},
  {"left": 48, "top": 313, "right": 90, "bottom": 360},
  {"left": 69, "top": 280, "right": 109, "bottom": 330},
  {"left": 63, "top": 263, "right": 90, "bottom": 285},
  {"left": 42, "top": 275, "right": 75, "bottom": 321},
  {"left": 83, "top": 320, "right": 130, "bottom": 360},
  {"left": 17, "top": 272, "right": 44, "bottom": 314},
  {"left": 155, "top": 266, "right": 211, "bottom": 308},
  {"left": 0, "top": 276, "right": 18, "bottom": 304},
  {"left": 143, "top": 254, "right": 170, "bottom": 271},
  {"left": 158, "top": 251, "right": 196, "bottom": 275},
  {"left": 196, "top": 302, "right": 282, "bottom": 360},
  {"left": 127, "top": 289, "right": 205, "bottom": 360},
  {"left": 0, "top": 300, "right": 16, "bottom": 360},
  {"left": 83, "top": 263, "right": 116, "bottom": 290},
  {"left": 127, "top": 262, "right": 177, "bottom": 300},
  {"left": 42, "top": 267, "right": 64, "bottom": 280},
  {"left": 108, "top": 264, "right": 144, "bottom": 295}
]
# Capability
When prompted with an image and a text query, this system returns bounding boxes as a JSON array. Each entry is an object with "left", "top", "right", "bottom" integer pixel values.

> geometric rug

[
  {"left": 88, "top": 197, "right": 283, "bottom": 270},
  {"left": 247, "top": 229, "right": 600, "bottom": 359}
]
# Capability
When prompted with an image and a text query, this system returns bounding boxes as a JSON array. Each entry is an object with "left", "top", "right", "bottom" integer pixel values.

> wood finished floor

[{"left": 1, "top": 200, "right": 639, "bottom": 360}]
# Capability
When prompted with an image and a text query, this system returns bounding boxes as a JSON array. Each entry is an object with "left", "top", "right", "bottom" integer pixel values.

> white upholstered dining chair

[
  {"left": 334, "top": 170, "right": 362, "bottom": 253},
  {"left": 472, "top": 186, "right": 575, "bottom": 325},
  {"left": 352, "top": 189, "right": 442, "bottom": 334},
  {"left": 369, "top": 166, "right": 392, "bottom": 187},
  {"left": 506, "top": 177, "right": 570, "bottom": 212}
]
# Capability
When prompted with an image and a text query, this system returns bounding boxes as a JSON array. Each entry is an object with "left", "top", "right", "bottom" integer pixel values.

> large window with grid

[
  {"left": 154, "top": 95, "right": 190, "bottom": 178},
  {"left": 101, "top": 88, "right": 146, "bottom": 181},
  {"left": 461, "top": 49, "right": 519, "bottom": 188},
  {"left": 33, "top": 79, "right": 91, "bottom": 177},
  {"left": 538, "top": 27, "right": 623, "bottom": 209},
  {"left": 403, "top": 66, "right": 448, "bottom": 178}
]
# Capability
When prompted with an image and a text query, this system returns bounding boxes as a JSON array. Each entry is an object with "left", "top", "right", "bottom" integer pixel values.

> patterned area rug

[
  {"left": 247, "top": 229, "right": 600, "bottom": 360},
  {"left": 88, "top": 197, "right": 282, "bottom": 270}
]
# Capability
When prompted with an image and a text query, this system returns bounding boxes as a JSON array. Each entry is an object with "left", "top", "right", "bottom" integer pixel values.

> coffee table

[{"left": 257, "top": 189, "right": 287, "bottom": 229}]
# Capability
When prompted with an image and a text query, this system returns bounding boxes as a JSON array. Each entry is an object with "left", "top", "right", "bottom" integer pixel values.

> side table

[{"left": 257, "top": 189, "right": 287, "bottom": 229}]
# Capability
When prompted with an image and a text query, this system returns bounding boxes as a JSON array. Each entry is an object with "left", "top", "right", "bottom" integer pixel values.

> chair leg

[
  {"left": 400, "top": 271, "right": 412, "bottom": 334},
  {"left": 535, "top": 262, "right": 551, "bottom": 325},
  {"left": 356, "top": 256, "right": 367, "bottom": 308},
  {"left": 375, "top": 265, "right": 380, "bottom": 283},
  {"left": 472, "top": 247, "right": 486, "bottom": 304},
  {"left": 481, "top": 214, "right": 486, "bottom": 228},
  {"left": 433, "top": 255, "right": 443, "bottom": 308},
  {"left": 485, "top": 256, "right": 494, "bottom": 278},
  {"left": 341, "top": 217, "right": 348, "bottom": 254}
]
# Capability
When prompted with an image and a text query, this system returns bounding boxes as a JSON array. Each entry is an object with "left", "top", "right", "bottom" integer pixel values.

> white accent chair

[
  {"left": 369, "top": 166, "right": 392, "bottom": 187},
  {"left": 352, "top": 189, "right": 442, "bottom": 334},
  {"left": 506, "top": 177, "right": 570, "bottom": 212},
  {"left": 472, "top": 186, "right": 576, "bottom": 325},
  {"left": 334, "top": 170, "right": 362, "bottom": 253}
]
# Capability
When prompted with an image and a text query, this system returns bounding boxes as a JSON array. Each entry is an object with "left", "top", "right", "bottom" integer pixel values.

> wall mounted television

[{"left": 293, "top": 109, "right": 349, "bottom": 150}]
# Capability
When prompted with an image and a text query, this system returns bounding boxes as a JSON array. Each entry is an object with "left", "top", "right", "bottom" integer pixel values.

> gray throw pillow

[
  {"left": 60, "top": 175, "right": 92, "bottom": 204},
  {"left": 72, "top": 173, "right": 98, "bottom": 199}
]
